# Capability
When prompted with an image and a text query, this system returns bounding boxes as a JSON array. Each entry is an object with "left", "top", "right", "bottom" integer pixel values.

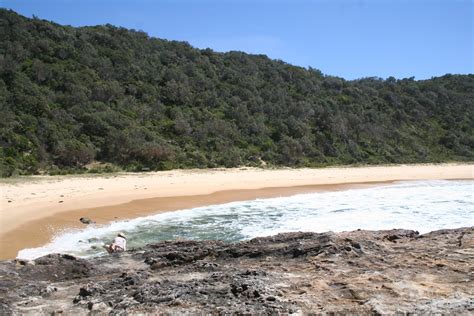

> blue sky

[{"left": 2, "top": 0, "right": 472, "bottom": 80}]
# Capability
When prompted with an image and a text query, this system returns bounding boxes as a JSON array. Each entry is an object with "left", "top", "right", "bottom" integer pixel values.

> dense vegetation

[{"left": 0, "top": 9, "right": 473, "bottom": 177}]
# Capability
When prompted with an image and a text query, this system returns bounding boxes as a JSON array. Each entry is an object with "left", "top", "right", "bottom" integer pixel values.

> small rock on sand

[{"left": 80, "top": 217, "right": 95, "bottom": 224}]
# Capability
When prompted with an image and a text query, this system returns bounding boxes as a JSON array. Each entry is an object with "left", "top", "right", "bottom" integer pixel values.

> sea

[{"left": 17, "top": 180, "right": 473, "bottom": 260}]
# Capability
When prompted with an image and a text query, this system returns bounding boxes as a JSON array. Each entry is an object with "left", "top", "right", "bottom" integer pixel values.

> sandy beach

[{"left": 1, "top": 163, "right": 472, "bottom": 259}]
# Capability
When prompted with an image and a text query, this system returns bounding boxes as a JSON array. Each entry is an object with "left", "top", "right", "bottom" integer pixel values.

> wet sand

[{"left": 1, "top": 163, "right": 472, "bottom": 259}]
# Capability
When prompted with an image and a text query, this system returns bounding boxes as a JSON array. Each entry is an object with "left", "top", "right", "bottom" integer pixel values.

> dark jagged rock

[
  {"left": 8, "top": 254, "right": 94, "bottom": 282},
  {"left": 0, "top": 227, "right": 473, "bottom": 314}
]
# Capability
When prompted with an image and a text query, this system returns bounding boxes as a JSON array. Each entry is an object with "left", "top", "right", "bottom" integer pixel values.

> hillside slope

[{"left": 1, "top": 9, "right": 473, "bottom": 176}]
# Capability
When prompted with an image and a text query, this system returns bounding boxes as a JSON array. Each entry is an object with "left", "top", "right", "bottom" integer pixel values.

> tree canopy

[{"left": 0, "top": 9, "right": 473, "bottom": 176}]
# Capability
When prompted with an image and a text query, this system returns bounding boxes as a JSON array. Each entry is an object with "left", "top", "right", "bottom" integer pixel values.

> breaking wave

[{"left": 17, "top": 180, "right": 473, "bottom": 260}]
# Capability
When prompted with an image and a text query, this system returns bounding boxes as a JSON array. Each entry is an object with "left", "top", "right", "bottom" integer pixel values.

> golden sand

[{"left": 1, "top": 163, "right": 472, "bottom": 259}]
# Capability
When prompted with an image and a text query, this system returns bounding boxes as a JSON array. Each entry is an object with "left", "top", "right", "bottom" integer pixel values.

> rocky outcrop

[{"left": 0, "top": 227, "right": 473, "bottom": 314}]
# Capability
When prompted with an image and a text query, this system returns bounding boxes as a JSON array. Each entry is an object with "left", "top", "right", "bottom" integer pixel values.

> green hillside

[{"left": 0, "top": 9, "right": 473, "bottom": 176}]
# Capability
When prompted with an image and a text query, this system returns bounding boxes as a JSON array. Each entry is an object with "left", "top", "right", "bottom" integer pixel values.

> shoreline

[{"left": 1, "top": 163, "right": 473, "bottom": 259}]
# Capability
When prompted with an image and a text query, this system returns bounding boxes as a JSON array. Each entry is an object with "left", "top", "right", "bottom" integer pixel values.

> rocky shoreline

[{"left": 0, "top": 227, "right": 473, "bottom": 314}]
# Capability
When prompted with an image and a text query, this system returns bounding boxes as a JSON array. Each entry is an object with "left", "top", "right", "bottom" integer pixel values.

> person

[{"left": 104, "top": 233, "right": 127, "bottom": 253}]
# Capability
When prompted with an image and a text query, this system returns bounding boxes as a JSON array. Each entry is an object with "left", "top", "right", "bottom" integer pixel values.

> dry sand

[{"left": 1, "top": 163, "right": 472, "bottom": 259}]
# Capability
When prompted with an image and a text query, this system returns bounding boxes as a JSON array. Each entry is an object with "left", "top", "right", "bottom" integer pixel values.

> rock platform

[{"left": 0, "top": 227, "right": 472, "bottom": 314}]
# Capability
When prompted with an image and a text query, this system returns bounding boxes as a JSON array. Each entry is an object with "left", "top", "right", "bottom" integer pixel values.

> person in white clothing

[{"left": 104, "top": 233, "right": 127, "bottom": 253}]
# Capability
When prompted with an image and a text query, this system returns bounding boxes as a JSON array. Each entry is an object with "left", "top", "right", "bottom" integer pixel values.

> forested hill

[{"left": 0, "top": 10, "right": 473, "bottom": 176}]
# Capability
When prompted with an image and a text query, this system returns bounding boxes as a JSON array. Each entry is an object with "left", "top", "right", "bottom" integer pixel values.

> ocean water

[{"left": 17, "top": 180, "right": 473, "bottom": 260}]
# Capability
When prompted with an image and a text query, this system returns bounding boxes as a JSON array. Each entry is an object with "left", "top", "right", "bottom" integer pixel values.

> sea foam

[{"left": 17, "top": 180, "right": 473, "bottom": 260}]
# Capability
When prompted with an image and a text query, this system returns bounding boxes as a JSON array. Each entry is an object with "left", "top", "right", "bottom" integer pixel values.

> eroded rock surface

[{"left": 0, "top": 227, "right": 472, "bottom": 314}]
